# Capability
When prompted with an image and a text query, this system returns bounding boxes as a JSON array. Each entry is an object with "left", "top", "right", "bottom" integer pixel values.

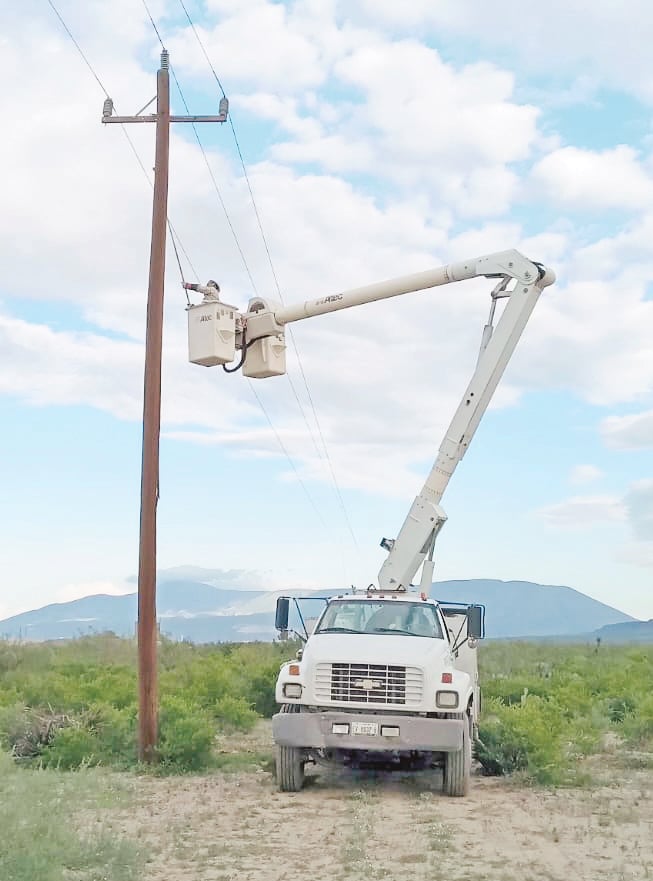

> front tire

[
  {"left": 443, "top": 712, "right": 472, "bottom": 797},
  {"left": 276, "top": 704, "right": 305, "bottom": 792}
]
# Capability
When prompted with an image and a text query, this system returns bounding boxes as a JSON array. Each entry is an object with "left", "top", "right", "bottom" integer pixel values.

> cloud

[
  {"left": 602, "top": 410, "right": 653, "bottom": 450},
  {"left": 257, "top": 40, "right": 540, "bottom": 216},
  {"left": 55, "top": 580, "right": 134, "bottom": 604},
  {"left": 1, "top": 0, "right": 651, "bottom": 506},
  {"left": 538, "top": 494, "right": 627, "bottom": 529},
  {"left": 624, "top": 479, "right": 653, "bottom": 542},
  {"left": 540, "top": 482, "right": 653, "bottom": 567},
  {"left": 511, "top": 273, "right": 653, "bottom": 407},
  {"left": 618, "top": 541, "right": 653, "bottom": 569},
  {"left": 353, "top": 0, "right": 653, "bottom": 102},
  {"left": 531, "top": 146, "right": 653, "bottom": 212},
  {"left": 569, "top": 465, "right": 603, "bottom": 485},
  {"left": 167, "top": 1, "right": 327, "bottom": 92}
]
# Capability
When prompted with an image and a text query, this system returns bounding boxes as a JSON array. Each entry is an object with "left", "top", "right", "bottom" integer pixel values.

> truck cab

[{"left": 273, "top": 590, "right": 484, "bottom": 795}]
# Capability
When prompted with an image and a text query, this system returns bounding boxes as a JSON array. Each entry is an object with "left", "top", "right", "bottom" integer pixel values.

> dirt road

[{"left": 104, "top": 724, "right": 653, "bottom": 881}]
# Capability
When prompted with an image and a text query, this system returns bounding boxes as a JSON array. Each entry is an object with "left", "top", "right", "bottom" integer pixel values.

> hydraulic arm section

[{"left": 186, "top": 249, "right": 556, "bottom": 592}]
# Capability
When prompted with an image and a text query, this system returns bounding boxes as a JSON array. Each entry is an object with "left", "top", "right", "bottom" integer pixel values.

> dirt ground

[{"left": 101, "top": 722, "right": 653, "bottom": 881}]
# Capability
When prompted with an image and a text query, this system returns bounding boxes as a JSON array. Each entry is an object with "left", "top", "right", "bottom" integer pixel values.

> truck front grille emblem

[{"left": 314, "top": 663, "right": 423, "bottom": 706}]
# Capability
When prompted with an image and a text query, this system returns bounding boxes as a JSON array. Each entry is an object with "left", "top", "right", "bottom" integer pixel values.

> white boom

[{"left": 186, "top": 248, "right": 555, "bottom": 592}]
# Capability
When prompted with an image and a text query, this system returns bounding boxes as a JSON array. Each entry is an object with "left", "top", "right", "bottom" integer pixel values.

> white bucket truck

[
  {"left": 273, "top": 591, "right": 484, "bottom": 795},
  {"left": 186, "top": 249, "right": 556, "bottom": 795}
]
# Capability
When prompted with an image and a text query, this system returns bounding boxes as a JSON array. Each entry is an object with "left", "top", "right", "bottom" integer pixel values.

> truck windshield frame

[{"left": 315, "top": 600, "right": 444, "bottom": 639}]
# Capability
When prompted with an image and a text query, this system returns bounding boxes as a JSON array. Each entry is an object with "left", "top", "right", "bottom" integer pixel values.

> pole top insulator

[{"left": 161, "top": 49, "right": 169, "bottom": 70}]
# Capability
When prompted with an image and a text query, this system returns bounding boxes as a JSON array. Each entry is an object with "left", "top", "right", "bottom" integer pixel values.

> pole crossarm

[
  {"left": 103, "top": 114, "right": 228, "bottom": 124},
  {"left": 102, "top": 92, "right": 229, "bottom": 125}
]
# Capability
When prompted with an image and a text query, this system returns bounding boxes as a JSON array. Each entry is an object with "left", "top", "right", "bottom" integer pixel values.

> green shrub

[
  {"left": 41, "top": 726, "right": 101, "bottom": 769},
  {"left": 477, "top": 695, "right": 567, "bottom": 783},
  {"left": 213, "top": 694, "right": 258, "bottom": 730},
  {"left": 621, "top": 693, "right": 653, "bottom": 745},
  {"left": 157, "top": 697, "right": 215, "bottom": 771}
]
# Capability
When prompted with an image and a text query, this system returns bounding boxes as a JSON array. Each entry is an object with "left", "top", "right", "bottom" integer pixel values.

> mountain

[
  {"left": 0, "top": 571, "right": 639, "bottom": 643},
  {"left": 592, "top": 619, "right": 653, "bottom": 643},
  {"left": 431, "top": 579, "right": 636, "bottom": 639}
]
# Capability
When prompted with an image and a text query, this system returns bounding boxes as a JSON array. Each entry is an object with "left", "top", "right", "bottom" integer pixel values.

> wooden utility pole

[{"left": 102, "top": 50, "right": 228, "bottom": 762}]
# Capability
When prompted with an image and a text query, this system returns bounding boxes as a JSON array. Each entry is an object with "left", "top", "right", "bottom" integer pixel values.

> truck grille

[{"left": 314, "top": 663, "right": 423, "bottom": 706}]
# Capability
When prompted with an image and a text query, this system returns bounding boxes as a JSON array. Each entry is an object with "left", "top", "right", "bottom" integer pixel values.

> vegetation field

[
  {"left": 1, "top": 635, "right": 653, "bottom": 880},
  {"left": 0, "top": 634, "right": 652, "bottom": 780}
]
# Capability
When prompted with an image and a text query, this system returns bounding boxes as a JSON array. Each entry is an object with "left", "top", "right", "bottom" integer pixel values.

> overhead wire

[
  {"left": 176, "top": 0, "right": 359, "bottom": 551},
  {"left": 46, "top": 0, "right": 342, "bottom": 554},
  {"left": 140, "top": 0, "right": 259, "bottom": 294},
  {"left": 139, "top": 0, "right": 346, "bottom": 558},
  {"left": 46, "top": 0, "right": 196, "bottom": 290}
]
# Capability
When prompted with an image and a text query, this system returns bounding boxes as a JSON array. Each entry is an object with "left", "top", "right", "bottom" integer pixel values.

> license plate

[{"left": 352, "top": 722, "right": 378, "bottom": 736}]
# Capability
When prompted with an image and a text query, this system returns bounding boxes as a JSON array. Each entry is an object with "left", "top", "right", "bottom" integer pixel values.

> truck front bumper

[{"left": 272, "top": 710, "right": 463, "bottom": 752}]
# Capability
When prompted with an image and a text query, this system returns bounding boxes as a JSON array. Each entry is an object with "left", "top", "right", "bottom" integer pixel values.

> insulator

[
  {"left": 219, "top": 97, "right": 229, "bottom": 118},
  {"left": 102, "top": 98, "right": 114, "bottom": 118},
  {"left": 161, "top": 49, "right": 169, "bottom": 70}
]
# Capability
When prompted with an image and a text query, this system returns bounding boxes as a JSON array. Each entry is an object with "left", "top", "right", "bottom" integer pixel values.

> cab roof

[{"left": 328, "top": 591, "right": 438, "bottom": 607}]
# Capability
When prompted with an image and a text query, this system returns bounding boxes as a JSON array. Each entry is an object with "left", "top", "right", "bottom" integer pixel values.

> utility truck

[{"left": 186, "top": 249, "right": 556, "bottom": 795}]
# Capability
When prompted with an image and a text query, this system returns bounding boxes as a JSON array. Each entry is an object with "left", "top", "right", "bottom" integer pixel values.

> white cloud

[
  {"left": 1, "top": 0, "right": 650, "bottom": 486},
  {"left": 539, "top": 495, "right": 627, "bottom": 529},
  {"left": 260, "top": 40, "right": 541, "bottom": 217},
  {"left": 167, "top": 2, "right": 326, "bottom": 92},
  {"left": 55, "top": 580, "right": 134, "bottom": 604},
  {"left": 624, "top": 479, "right": 653, "bottom": 542},
  {"left": 618, "top": 541, "right": 653, "bottom": 569},
  {"left": 540, "top": 481, "right": 653, "bottom": 568},
  {"left": 353, "top": 0, "right": 653, "bottom": 102},
  {"left": 602, "top": 410, "right": 653, "bottom": 450},
  {"left": 532, "top": 146, "right": 653, "bottom": 212},
  {"left": 569, "top": 465, "right": 603, "bottom": 485},
  {"left": 511, "top": 274, "right": 653, "bottom": 407}
]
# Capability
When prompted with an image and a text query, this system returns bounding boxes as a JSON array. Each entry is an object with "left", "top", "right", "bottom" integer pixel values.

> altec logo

[{"left": 199, "top": 314, "right": 212, "bottom": 322}]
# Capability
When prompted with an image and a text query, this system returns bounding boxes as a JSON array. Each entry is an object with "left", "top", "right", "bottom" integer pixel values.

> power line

[
  {"left": 46, "top": 0, "right": 109, "bottom": 98},
  {"left": 140, "top": 0, "right": 166, "bottom": 48},
  {"left": 177, "top": 0, "right": 359, "bottom": 551},
  {"left": 246, "top": 381, "right": 330, "bottom": 532},
  {"left": 140, "top": 2, "right": 344, "bottom": 547},
  {"left": 169, "top": 66, "right": 260, "bottom": 294},
  {"left": 140, "top": 0, "right": 259, "bottom": 292},
  {"left": 46, "top": 0, "right": 197, "bottom": 289}
]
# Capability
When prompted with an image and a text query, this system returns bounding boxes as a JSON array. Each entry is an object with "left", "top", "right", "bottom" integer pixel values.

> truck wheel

[
  {"left": 443, "top": 712, "right": 471, "bottom": 797},
  {"left": 276, "top": 704, "right": 305, "bottom": 792}
]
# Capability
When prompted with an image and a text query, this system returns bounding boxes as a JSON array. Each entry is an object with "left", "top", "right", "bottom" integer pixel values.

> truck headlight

[
  {"left": 283, "top": 683, "right": 302, "bottom": 698},
  {"left": 436, "top": 690, "right": 459, "bottom": 709}
]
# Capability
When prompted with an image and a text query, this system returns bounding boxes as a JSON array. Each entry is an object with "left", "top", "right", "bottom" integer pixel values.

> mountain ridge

[{"left": 0, "top": 572, "right": 641, "bottom": 643}]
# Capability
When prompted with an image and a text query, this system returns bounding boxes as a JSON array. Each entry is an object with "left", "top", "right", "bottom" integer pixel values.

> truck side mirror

[
  {"left": 275, "top": 597, "right": 290, "bottom": 635},
  {"left": 467, "top": 605, "right": 484, "bottom": 640}
]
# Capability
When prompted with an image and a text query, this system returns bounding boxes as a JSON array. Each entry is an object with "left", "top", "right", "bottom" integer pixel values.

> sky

[{"left": 1, "top": 0, "right": 652, "bottom": 621}]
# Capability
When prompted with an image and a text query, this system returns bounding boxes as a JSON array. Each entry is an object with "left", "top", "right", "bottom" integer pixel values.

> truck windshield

[{"left": 315, "top": 601, "right": 443, "bottom": 639}]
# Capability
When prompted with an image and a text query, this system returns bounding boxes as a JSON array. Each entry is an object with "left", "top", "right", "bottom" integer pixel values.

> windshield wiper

[
  {"left": 317, "top": 626, "right": 362, "bottom": 634},
  {"left": 371, "top": 627, "right": 423, "bottom": 637}
]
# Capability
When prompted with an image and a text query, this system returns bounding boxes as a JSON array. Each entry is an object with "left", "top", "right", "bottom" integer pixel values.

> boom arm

[
  {"left": 186, "top": 249, "right": 555, "bottom": 591},
  {"left": 378, "top": 257, "right": 553, "bottom": 590}
]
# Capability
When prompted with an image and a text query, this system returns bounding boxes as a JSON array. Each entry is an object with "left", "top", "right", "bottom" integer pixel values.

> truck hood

[{"left": 304, "top": 633, "right": 451, "bottom": 668}]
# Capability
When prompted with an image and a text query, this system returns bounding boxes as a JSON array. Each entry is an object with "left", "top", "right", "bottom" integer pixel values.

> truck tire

[
  {"left": 276, "top": 704, "right": 305, "bottom": 792},
  {"left": 443, "top": 712, "right": 471, "bottom": 797}
]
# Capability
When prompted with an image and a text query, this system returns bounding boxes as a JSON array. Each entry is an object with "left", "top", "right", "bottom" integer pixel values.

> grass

[
  {"left": 476, "top": 641, "right": 653, "bottom": 785},
  {"left": 0, "top": 634, "right": 295, "bottom": 772},
  {"left": 0, "top": 751, "right": 143, "bottom": 881},
  {"left": 213, "top": 749, "right": 274, "bottom": 772},
  {"left": 1, "top": 634, "right": 652, "bottom": 784}
]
